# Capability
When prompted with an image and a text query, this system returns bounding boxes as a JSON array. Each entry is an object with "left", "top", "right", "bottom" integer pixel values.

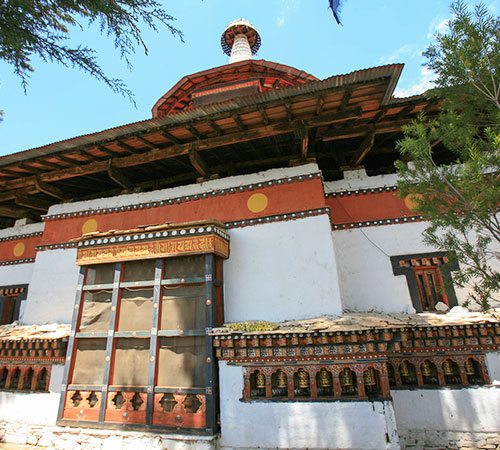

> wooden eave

[{"left": 0, "top": 63, "right": 440, "bottom": 228}]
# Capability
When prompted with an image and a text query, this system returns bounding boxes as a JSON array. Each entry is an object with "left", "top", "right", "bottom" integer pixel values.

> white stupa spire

[{"left": 221, "top": 19, "right": 261, "bottom": 64}]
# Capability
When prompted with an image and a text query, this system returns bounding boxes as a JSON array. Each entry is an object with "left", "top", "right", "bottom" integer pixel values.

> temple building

[{"left": 0, "top": 19, "right": 499, "bottom": 450}]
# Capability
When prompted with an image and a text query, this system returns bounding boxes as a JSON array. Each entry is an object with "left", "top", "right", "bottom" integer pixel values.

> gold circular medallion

[
  {"left": 404, "top": 193, "right": 423, "bottom": 211},
  {"left": 13, "top": 242, "right": 25, "bottom": 257},
  {"left": 82, "top": 219, "right": 98, "bottom": 235},
  {"left": 247, "top": 193, "right": 268, "bottom": 213}
]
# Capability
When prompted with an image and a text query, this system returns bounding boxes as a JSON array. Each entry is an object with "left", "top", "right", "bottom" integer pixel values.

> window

[
  {"left": 391, "top": 253, "right": 458, "bottom": 312},
  {"left": 58, "top": 221, "right": 228, "bottom": 434},
  {"left": 0, "top": 285, "right": 28, "bottom": 325}
]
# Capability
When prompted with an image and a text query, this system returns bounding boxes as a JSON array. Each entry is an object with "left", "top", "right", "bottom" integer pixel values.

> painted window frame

[
  {"left": 391, "top": 252, "right": 459, "bottom": 313},
  {"left": 58, "top": 254, "right": 223, "bottom": 435},
  {"left": 0, "top": 284, "right": 28, "bottom": 325}
]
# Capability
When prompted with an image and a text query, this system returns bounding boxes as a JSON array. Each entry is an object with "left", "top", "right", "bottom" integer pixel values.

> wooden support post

[{"left": 299, "top": 121, "right": 309, "bottom": 161}]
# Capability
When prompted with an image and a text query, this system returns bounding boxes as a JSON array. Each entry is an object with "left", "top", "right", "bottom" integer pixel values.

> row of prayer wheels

[{"left": 253, "top": 367, "right": 378, "bottom": 390}]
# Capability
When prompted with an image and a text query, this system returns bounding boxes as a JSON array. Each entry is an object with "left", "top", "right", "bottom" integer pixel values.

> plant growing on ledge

[{"left": 395, "top": 1, "right": 500, "bottom": 311}]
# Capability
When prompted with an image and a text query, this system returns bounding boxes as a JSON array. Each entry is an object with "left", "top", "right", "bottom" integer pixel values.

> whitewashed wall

[
  {"left": 218, "top": 362, "right": 400, "bottom": 450},
  {"left": 486, "top": 351, "right": 500, "bottom": 385},
  {"left": 0, "top": 222, "right": 44, "bottom": 239},
  {"left": 332, "top": 222, "right": 433, "bottom": 313},
  {"left": 21, "top": 248, "right": 79, "bottom": 325},
  {"left": 0, "top": 263, "right": 34, "bottom": 290},
  {"left": 224, "top": 214, "right": 343, "bottom": 323},
  {"left": 0, "top": 391, "right": 60, "bottom": 426},
  {"left": 392, "top": 386, "right": 500, "bottom": 436}
]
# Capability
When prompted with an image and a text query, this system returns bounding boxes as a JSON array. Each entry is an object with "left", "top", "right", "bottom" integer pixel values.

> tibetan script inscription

[{"left": 77, "top": 235, "right": 229, "bottom": 265}]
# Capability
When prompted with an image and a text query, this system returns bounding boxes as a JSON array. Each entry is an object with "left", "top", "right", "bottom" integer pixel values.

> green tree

[
  {"left": 395, "top": 1, "right": 500, "bottom": 311},
  {"left": 0, "top": 0, "right": 183, "bottom": 100}
]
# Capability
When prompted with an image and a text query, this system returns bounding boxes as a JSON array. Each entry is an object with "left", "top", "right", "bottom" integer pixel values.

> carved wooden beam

[
  {"left": 14, "top": 194, "right": 51, "bottom": 212},
  {"left": 189, "top": 147, "right": 211, "bottom": 179},
  {"left": 107, "top": 161, "right": 134, "bottom": 190},
  {"left": 34, "top": 176, "right": 66, "bottom": 200}
]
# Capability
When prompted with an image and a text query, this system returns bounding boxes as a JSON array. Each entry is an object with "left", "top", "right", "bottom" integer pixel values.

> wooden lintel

[
  {"left": 186, "top": 124, "right": 204, "bottom": 140},
  {"left": 349, "top": 132, "right": 376, "bottom": 167},
  {"left": 232, "top": 114, "right": 246, "bottom": 131},
  {"left": 34, "top": 176, "right": 66, "bottom": 200},
  {"left": 208, "top": 120, "right": 223, "bottom": 136},
  {"left": 107, "top": 161, "right": 134, "bottom": 190},
  {"left": 14, "top": 194, "right": 50, "bottom": 212},
  {"left": 189, "top": 147, "right": 211, "bottom": 179}
]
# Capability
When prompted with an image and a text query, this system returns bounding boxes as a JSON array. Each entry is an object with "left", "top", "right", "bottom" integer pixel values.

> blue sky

[{"left": 1, "top": 0, "right": 499, "bottom": 157}]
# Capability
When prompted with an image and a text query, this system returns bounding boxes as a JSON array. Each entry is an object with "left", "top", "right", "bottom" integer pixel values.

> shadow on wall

[{"left": 392, "top": 386, "right": 500, "bottom": 447}]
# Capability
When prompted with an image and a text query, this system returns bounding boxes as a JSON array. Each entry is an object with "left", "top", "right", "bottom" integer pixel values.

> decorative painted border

[
  {"left": 225, "top": 207, "right": 330, "bottom": 229},
  {"left": 0, "top": 258, "right": 36, "bottom": 266},
  {"left": 34, "top": 208, "right": 331, "bottom": 251},
  {"left": 332, "top": 215, "right": 424, "bottom": 230},
  {"left": 325, "top": 185, "right": 398, "bottom": 198},
  {"left": 42, "top": 173, "right": 323, "bottom": 221},
  {"left": 0, "top": 231, "right": 43, "bottom": 243}
]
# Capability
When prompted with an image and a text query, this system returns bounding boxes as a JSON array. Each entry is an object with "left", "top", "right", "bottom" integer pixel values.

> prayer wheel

[
  {"left": 276, "top": 370, "right": 288, "bottom": 389},
  {"left": 465, "top": 359, "right": 476, "bottom": 375},
  {"left": 363, "top": 367, "right": 376, "bottom": 386},
  {"left": 421, "top": 360, "right": 434, "bottom": 377},
  {"left": 296, "top": 369, "right": 309, "bottom": 389},
  {"left": 443, "top": 359, "right": 455, "bottom": 376},
  {"left": 255, "top": 371, "right": 266, "bottom": 389},
  {"left": 400, "top": 361, "right": 411, "bottom": 377},
  {"left": 340, "top": 367, "right": 354, "bottom": 388},
  {"left": 318, "top": 368, "right": 332, "bottom": 388}
]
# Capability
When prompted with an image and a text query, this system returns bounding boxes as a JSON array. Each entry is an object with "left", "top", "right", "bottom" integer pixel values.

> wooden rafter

[
  {"left": 115, "top": 140, "right": 139, "bottom": 154},
  {"left": 161, "top": 131, "right": 182, "bottom": 145},
  {"left": 258, "top": 107, "right": 270, "bottom": 125},
  {"left": 339, "top": 88, "right": 352, "bottom": 111},
  {"left": 135, "top": 136, "right": 156, "bottom": 149},
  {"left": 349, "top": 131, "right": 376, "bottom": 167},
  {"left": 186, "top": 124, "right": 205, "bottom": 140},
  {"left": 208, "top": 120, "right": 222, "bottom": 136},
  {"left": 315, "top": 96, "right": 325, "bottom": 116},
  {"left": 0, "top": 107, "right": 364, "bottom": 195},
  {"left": 232, "top": 114, "right": 246, "bottom": 131}
]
